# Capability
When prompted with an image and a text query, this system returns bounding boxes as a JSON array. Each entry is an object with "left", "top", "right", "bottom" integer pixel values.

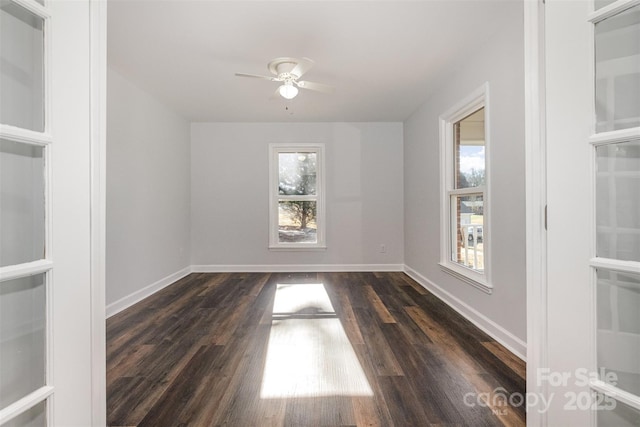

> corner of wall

[{"left": 404, "top": 265, "right": 526, "bottom": 360}]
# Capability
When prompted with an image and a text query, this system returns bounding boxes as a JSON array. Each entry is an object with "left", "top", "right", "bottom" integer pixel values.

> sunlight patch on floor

[{"left": 260, "top": 283, "right": 373, "bottom": 399}]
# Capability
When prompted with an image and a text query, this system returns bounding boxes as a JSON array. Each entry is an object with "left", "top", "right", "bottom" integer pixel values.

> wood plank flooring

[{"left": 107, "top": 272, "right": 526, "bottom": 426}]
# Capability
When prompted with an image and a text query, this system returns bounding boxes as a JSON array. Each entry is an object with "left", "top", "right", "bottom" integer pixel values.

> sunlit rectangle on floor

[{"left": 260, "top": 283, "right": 373, "bottom": 399}]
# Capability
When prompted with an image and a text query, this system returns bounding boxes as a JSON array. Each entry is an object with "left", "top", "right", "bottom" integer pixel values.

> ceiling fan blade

[
  {"left": 235, "top": 72, "right": 278, "bottom": 81},
  {"left": 269, "top": 87, "right": 282, "bottom": 101},
  {"left": 290, "top": 57, "right": 315, "bottom": 78},
  {"left": 296, "top": 80, "right": 334, "bottom": 94}
]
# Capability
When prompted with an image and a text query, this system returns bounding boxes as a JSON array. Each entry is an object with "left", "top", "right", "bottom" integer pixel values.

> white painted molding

[
  {"left": 524, "top": 0, "right": 547, "bottom": 425},
  {"left": 439, "top": 82, "right": 493, "bottom": 292},
  {"left": 192, "top": 264, "right": 405, "bottom": 273},
  {"left": 268, "top": 143, "right": 326, "bottom": 250},
  {"left": 89, "top": 0, "right": 107, "bottom": 424},
  {"left": 0, "top": 259, "right": 53, "bottom": 282},
  {"left": 403, "top": 265, "right": 526, "bottom": 361},
  {"left": 107, "top": 264, "right": 403, "bottom": 319},
  {"left": 0, "top": 386, "right": 54, "bottom": 425},
  {"left": 106, "top": 266, "right": 192, "bottom": 318},
  {"left": 107, "top": 263, "right": 525, "bottom": 365}
]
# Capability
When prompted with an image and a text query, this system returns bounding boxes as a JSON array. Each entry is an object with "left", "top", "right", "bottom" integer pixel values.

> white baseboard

[
  {"left": 191, "top": 264, "right": 405, "bottom": 273},
  {"left": 106, "top": 263, "right": 527, "bottom": 362},
  {"left": 403, "top": 264, "right": 527, "bottom": 361},
  {"left": 106, "top": 264, "right": 402, "bottom": 318},
  {"left": 105, "top": 266, "right": 192, "bottom": 318}
]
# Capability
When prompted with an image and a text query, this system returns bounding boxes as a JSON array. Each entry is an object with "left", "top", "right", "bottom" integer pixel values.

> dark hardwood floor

[{"left": 107, "top": 272, "right": 526, "bottom": 426}]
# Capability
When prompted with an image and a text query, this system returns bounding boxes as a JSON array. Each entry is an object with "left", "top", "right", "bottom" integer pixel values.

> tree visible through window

[
  {"left": 453, "top": 108, "right": 485, "bottom": 272},
  {"left": 278, "top": 152, "right": 317, "bottom": 243},
  {"left": 270, "top": 144, "right": 325, "bottom": 249}
]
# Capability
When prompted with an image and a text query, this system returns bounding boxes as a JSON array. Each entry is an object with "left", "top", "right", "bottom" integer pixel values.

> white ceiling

[{"left": 108, "top": 0, "right": 522, "bottom": 122}]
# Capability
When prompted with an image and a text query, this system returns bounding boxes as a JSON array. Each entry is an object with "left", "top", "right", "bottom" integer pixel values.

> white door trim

[
  {"left": 524, "top": 0, "right": 547, "bottom": 424},
  {"left": 89, "top": 0, "right": 107, "bottom": 424}
]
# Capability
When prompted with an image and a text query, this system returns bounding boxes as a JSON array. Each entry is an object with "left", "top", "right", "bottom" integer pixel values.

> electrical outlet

[{"left": 379, "top": 244, "right": 386, "bottom": 253}]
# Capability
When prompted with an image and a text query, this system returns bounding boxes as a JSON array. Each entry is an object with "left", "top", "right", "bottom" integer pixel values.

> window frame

[
  {"left": 439, "top": 83, "right": 492, "bottom": 293},
  {"left": 268, "top": 143, "right": 326, "bottom": 250}
]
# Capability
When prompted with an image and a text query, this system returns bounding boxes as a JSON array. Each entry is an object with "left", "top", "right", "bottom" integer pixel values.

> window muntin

[
  {"left": 439, "top": 85, "right": 490, "bottom": 292},
  {"left": 269, "top": 144, "right": 325, "bottom": 249}
]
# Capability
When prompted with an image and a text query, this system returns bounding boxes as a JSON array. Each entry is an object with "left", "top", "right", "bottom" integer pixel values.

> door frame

[
  {"left": 524, "top": 0, "right": 547, "bottom": 425},
  {"left": 89, "top": 0, "right": 107, "bottom": 425}
]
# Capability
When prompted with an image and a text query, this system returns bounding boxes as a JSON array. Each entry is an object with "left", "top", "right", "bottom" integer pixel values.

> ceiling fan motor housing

[{"left": 268, "top": 57, "right": 302, "bottom": 80}]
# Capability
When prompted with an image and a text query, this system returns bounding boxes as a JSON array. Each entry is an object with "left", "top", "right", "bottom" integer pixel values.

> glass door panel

[
  {"left": 0, "top": 0, "right": 45, "bottom": 132},
  {"left": 597, "top": 396, "right": 640, "bottom": 427},
  {"left": 592, "top": 3, "right": 640, "bottom": 425},
  {"left": 0, "top": 274, "right": 46, "bottom": 409},
  {"left": 595, "top": 5, "right": 640, "bottom": 133},
  {"left": 0, "top": 139, "right": 45, "bottom": 267},
  {"left": 2, "top": 401, "right": 46, "bottom": 427},
  {"left": 596, "top": 270, "right": 640, "bottom": 397},
  {"left": 596, "top": 140, "right": 640, "bottom": 262},
  {"left": 595, "top": 0, "right": 617, "bottom": 11},
  {"left": 0, "top": 0, "right": 50, "bottom": 424}
]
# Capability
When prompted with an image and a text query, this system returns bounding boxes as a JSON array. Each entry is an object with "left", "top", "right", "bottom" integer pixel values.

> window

[
  {"left": 269, "top": 144, "right": 325, "bottom": 249},
  {"left": 439, "top": 83, "right": 491, "bottom": 293}
]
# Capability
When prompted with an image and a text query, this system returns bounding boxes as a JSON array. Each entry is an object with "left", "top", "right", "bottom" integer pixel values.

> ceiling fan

[{"left": 235, "top": 57, "right": 334, "bottom": 100}]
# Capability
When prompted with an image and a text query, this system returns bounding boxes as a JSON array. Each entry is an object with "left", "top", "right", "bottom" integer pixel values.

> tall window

[
  {"left": 269, "top": 144, "right": 325, "bottom": 249},
  {"left": 439, "top": 84, "right": 491, "bottom": 293}
]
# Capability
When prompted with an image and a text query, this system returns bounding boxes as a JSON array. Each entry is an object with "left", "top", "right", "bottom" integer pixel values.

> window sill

[
  {"left": 269, "top": 245, "right": 327, "bottom": 252},
  {"left": 438, "top": 262, "right": 493, "bottom": 294}
]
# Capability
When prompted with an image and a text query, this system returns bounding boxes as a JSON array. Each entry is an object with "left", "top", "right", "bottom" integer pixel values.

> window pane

[
  {"left": 596, "top": 140, "right": 640, "bottom": 262},
  {"left": 3, "top": 400, "right": 46, "bottom": 427},
  {"left": 455, "top": 108, "right": 485, "bottom": 189},
  {"left": 597, "top": 395, "right": 640, "bottom": 427},
  {"left": 0, "top": 274, "right": 46, "bottom": 409},
  {"left": 595, "top": 5, "right": 640, "bottom": 133},
  {"left": 279, "top": 152, "right": 317, "bottom": 196},
  {"left": 278, "top": 201, "right": 317, "bottom": 243},
  {"left": 0, "top": 1, "right": 45, "bottom": 131},
  {"left": 0, "top": 139, "right": 45, "bottom": 267},
  {"left": 451, "top": 194, "right": 484, "bottom": 271},
  {"left": 596, "top": 269, "right": 640, "bottom": 397}
]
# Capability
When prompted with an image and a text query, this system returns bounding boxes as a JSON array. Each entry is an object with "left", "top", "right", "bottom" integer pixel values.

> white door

[
  {"left": 546, "top": 0, "right": 640, "bottom": 425},
  {"left": 0, "top": 0, "right": 104, "bottom": 425}
]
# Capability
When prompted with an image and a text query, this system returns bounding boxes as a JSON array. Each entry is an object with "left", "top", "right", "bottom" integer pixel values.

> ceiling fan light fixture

[{"left": 278, "top": 82, "right": 298, "bottom": 100}]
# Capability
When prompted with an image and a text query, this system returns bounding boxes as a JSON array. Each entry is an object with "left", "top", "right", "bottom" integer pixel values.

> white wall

[
  {"left": 190, "top": 122, "right": 404, "bottom": 269},
  {"left": 403, "top": 15, "right": 526, "bottom": 353},
  {"left": 106, "top": 68, "right": 191, "bottom": 309}
]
